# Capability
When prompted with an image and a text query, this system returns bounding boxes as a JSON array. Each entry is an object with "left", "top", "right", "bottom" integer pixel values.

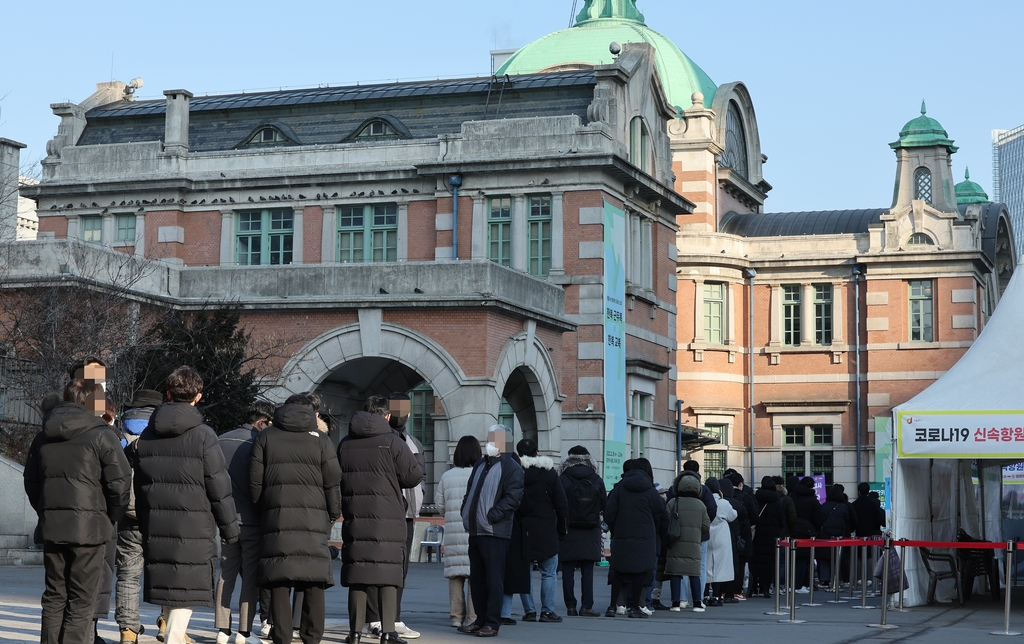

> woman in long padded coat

[
  {"left": 704, "top": 478, "right": 738, "bottom": 605},
  {"left": 338, "top": 405, "right": 423, "bottom": 642},
  {"left": 434, "top": 436, "right": 481, "bottom": 628},
  {"left": 664, "top": 473, "right": 710, "bottom": 611}
]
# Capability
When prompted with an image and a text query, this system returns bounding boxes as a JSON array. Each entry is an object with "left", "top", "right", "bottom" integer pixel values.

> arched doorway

[{"left": 492, "top": 328, "right": 563, "bottom": 456}]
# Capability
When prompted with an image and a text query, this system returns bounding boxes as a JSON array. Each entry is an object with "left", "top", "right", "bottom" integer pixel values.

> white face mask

[{"left": 485, "top": 443, "right": 499, "bottom": 457}]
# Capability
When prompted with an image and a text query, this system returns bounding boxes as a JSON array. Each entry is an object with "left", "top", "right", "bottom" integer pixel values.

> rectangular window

[
  {"left": 630, "top": 392, "right": 651, "bottom": 422},
  {"left": 236, "top": 210, "right": 293, "bottom": 266},
  {"left": 811, "top": 425, "right": 833, "bottom": 446},
  {"left": 909, "top": 280, "right": 933, "bottom": 342},
  {"left": 487, "top": 197, "right": 512, "bottom": 267},
  {"left": 498, "top": 398, "right": 515, "bottom": 430},
  {"left": 704, "top": 423, "right": 728, "bottom": 444},
  {"left": 782, "top": 452, "right": 806, "bottom": 481},
  {"left": 630, "top": 425, "right": 647, "bottom": 460},
  {"left": 783, "top": 285, "right": 801, "bottom": 346},
  {"left": 783, "top": 425, "right": 805, "bottom": 446},
  {"left": 115, "top": 215, "right": 136, "bottom": 243},
  {"left": 527, "top": 196, "right": 552, "bottom": 277},
  {"left": 704, "top": 450, "right": 727, "bottom": 482},
  {"left": 337, "top": 204, "right": 398, "bottom": 263},
  {"left": 81, "top": 216, "right": 102, "bottom": 244},
  {"left": 811, "top": 451, "right": 834, "bottom": 486},
  {"left": 814, "top": 284, "right": 833, "bottom": 346},
  {"left": 703, "top": 282, "right": 725, "bottom": 345},
  {"left": 408, "top": 384, "right": 435, "bottom": 446}
]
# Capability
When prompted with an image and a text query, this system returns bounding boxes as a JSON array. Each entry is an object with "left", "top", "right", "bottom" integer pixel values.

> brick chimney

[{"left": 163, "top": 89, "right": 193, "bottom": 155}]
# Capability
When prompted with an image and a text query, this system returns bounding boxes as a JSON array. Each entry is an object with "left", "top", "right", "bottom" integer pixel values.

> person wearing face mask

[{"left": 458, "top": 426, "right": 525, "bottom": 638}]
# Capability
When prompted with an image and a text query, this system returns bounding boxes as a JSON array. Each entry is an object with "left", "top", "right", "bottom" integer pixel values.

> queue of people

[{"left": 23, "top": 356, "right": 888, "bottom": 643}]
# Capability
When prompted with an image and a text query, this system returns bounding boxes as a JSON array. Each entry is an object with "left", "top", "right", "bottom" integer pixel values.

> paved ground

[{"left": 0, "top": 562, "right": 1020, "bottom": 644}]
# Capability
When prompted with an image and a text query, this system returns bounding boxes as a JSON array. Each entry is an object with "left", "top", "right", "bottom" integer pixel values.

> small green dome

[
  {"left": 495, "top": 0, "right": 717, "bottom": 111},
  {"left": 890, "top": 101, "right": 958, "bottom": 152},
  {"left": 955, "top": 167, "right": 989, "bottom": 205}
]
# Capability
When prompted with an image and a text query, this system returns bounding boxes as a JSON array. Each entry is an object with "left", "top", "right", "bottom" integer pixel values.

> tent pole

[{"left": 853, "top": 266, "right": 863, "bottom": 486}]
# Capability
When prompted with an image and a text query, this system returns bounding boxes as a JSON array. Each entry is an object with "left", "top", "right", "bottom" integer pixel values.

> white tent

[{"left": 892, "top": 266, "right": 1024, "bottom": 605}]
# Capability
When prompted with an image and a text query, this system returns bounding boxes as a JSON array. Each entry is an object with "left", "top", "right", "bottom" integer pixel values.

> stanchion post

[
  {"left": 853, "top": 540, "right": 876, "bottom": 609},
  {"left": 782, "top": 541, "right": 791, "bottom": 609},
  {"left": 828, "top": 543, "right": 847, "bottom": 604},
  {"left": 803, "top": 539, "right": 822, "bottom": 607},
  {"left": 848, "top": 541, "right": 857, "bottom": 600},
  {"left": 766, "top": 539, "right": 786, "bottom": 616},
  {"left": 991, "top": 541, "right": 1021, "bottom": 636},
  {"left": 867, "top": 537, "right": 898, "bottom": 630},
  {"left": 779, "top": 539, "right": 806, "bottom": 624},
  {"left": 894, "top": 542, "right": 909, "bottom": 613}
]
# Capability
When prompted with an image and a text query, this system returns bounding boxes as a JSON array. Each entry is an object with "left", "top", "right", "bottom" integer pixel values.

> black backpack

[{"left": 567, "top": 477, "right": 602, "bottom": 529}]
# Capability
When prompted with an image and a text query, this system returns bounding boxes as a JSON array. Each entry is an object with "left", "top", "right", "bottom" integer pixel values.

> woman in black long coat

[
  {"left": 500, "top": 454, "right": 533, "bottom": 623},
  {"left": 749, "top": 477, "right": 786, "bottom": 598}
]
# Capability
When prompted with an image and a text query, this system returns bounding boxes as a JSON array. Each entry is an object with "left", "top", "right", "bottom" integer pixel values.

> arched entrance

[{"left": 492, "top": 327, "right": 563, "bottom": 456}]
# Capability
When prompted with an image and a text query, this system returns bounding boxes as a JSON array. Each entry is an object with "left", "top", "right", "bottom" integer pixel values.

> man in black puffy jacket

[
  {"left": 134, "top": 366, "right": 239, "bottom": 644},
  {"left": 24, "top": 379, "right": 131, "bottom": 644},
  {"left": 251, "top": 397, "right": 342, "bottom": 644}
]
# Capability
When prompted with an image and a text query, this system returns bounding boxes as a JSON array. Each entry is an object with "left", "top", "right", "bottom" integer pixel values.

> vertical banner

[{"left": 602, "top": 201, "right": 627, "bottom": 490}]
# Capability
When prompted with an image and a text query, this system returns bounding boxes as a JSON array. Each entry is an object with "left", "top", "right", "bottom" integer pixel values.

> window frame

[
  {"left": 909, "top": 279, "right": 934, "bottom": 342},
  {"left": 811, "top": 425, "right": 833, "bottom": 446},
  {"left": 487, "top": 197, "right": 512, "bottom": 267},
  {"left": 115, "top": 214, "right": 136, "bottom": 243},
  {"left": 783, "top": 285, "right": 802, "bottom": 346},
  {"left": 81, "top": 216, "right": 102, "bottom": 244},
  {"left": 783, "top": 425, "right": 806, "bottom": 446},
  {"left": 703, "top": 450, "right": 727, "bottom": 483},
  {"left": 703, "top": 423, "right": 728, "bottom": 444},
  {"left": 813, "top": 283, "right": 833, "bottom": 346},
  {"left": 235, "top": 209, "right": 294, "bottom": 266},
  {"left": 336, "top": 204, "right": 398, "bottom": 264},
  {"left": 703, "top": 282, "right": 725, "bottom": 345},
  {"left": 914, "top": 166, "right": 932, "bottom": 203},
  {"left": 527, "top": 195, "right": 552, "bottom": 277}
]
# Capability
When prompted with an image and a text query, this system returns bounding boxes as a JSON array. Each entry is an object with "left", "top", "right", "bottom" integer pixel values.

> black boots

[
  {"left": 380, "top": 633, "right": 407, "bottom": 644},
  {"left": 346, "top": 633, "right": 361, "bottom": 644}
]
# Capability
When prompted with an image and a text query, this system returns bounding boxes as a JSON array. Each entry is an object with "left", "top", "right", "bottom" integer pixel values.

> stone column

[
  {"left": 397, "top": 203, "right": 409, "bottom": 261},
  {"left": 471, "top": 196, "right": 486, "bottom": 260},
  {"left": 549, "top": 192, "right": 564, "bottom": 276},
  {"left": 641, "top": 218, "right": 653, "bottom": 290},
  {"left": 511, "top": 194, "right": 527, "bottom": 271},
  {"left": 101, "top": 214, "right": 114, "bottom": 246},
  {"left": 67, "top": 215, "right": 80, "bottom": 241},
  {"left": 769, "top": 284, "right": 782, "bottom": 347},
  {"left": 801, "top": 283, "right": 814, "bottom": 346},
  {"left": 725, "top": 281, "right": 736, "bottom": 345},
  {"left": 831, "top": 281, "right": 844, "bottom": 345},
  {"left": 291, "top": 209, "right": 303, "bottom": 264},
  {"left": 692, "top": 279, "right": 705, "bottom": 342},
  {"left": 631, "top": 214, "right": 642, "bottom": 284},
  {"left": 321, "top": 206, "right": 336, "bottom": 263},
  {"left": 134, "top": 213, "right": 146, "bottom": 257},
  {"left": 219, "top": 211, "right": 234, "bottom": 266}
]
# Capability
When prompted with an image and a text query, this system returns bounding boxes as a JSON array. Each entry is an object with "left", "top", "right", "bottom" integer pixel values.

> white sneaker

[
  {"left": 680, "top": 601, "right": 690, "bottom": 609},
  {"left": 795, "top": 587, "right": 810, "bottom": 594},
  {"left": 394, "top": 622, "right": 420, "bottom": 639},
  {"left": 692, "top": 605, "right": 706, "bottom": 613},
  {"left": 259, "top": 621, "right": 271, "bottom": 638},
  {"left": 669, "top": 606, "right": 681, "bottom": 612},
  {"left": 235, "top": 635, "right": 264, "bottom": 644},
  {"left": 217, "top": 633, "right": 231, "bottom": 644},
  {"left": 368, "top": 622, "right": 383, "bottom": 637},
  {"left": 615, "top": 605, "right": 627, "bottom": 615},
  {"left": 639, "top": 606, "right": 653, "bottom": 616}
]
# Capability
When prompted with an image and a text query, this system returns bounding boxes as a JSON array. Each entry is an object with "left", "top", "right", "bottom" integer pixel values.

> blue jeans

[
  {"left": 669, "top": 576, "right": 703, "bottom": 606},
  {"left": 681, "top": 541, "right": 709, "bottom": 603},
  {"left": 114, "top": 524, "right": 144, "bottom": 633},
  {"left": 502, "top": 555, "right": 559, "bottom": 615}
]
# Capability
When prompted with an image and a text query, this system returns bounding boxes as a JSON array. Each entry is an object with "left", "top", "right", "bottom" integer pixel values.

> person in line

[
  {"left": 749, "top": 477, "right": 786, "bottom": 598},
  {"left": 852, "top": 483, "right": 886, "bottom": 537},
  {"left": 458, "top": 426, "right": 525, "bottom": 638},
  {"left": 506, "top": 439, "right": 567, "bottom": 623},
  {"left": 704, "top": 478, "right": 737, "bottom": 606},
  {"left": 338, "top": 395, "right": 423, "bottom": 644},
  {"left": 133, "top": 366, "right": 239, "bottom": 644},
  {"left": 771, "top": 476, "right": 797, "bottom": 592},
  {"left": 213, "top": 401, "right": 275, "bottom": 644},
  {"left": 789, "top": 477, "right": 824, "bottom": 593},
  {"left": 604, "top": 458, "right": 666, "bottom": 619},
  {"left": 250, "top": 396, "right": 341, "bottom": 644},
  {"left": 718, "top": 478, "right": 749, "bottom": 602},
  {"left": 676, "top": 461, "right": 716, "bottom": 606},
  {"left": 498, "top": 453, "right": 531, "bottom": 626},
  {"left": 366, "top": 392, "right": 425, "bottom": 641},
  {"left": 665, "top": 469, "right": 711, "bottom": 612},
  {"left": 723, "top": 469, "right": 757, "bottom": 598},
  {"left": 435, "top": 436, "right": 482, "bottom": 628},
  {"left": 817, "top": 484, "right": 855, "bottom": 587},
  {"left": 558, "top": 445, "right": 607, "bottom": 618},
  {"left": 25, "top": 380, "right": 132, "bottom": 644},
  {"left": 114, "top": 389, "right": 162, "bottom": 644},
  {"left": 93, "top": 398, "right": 121, "bottom": 644}
]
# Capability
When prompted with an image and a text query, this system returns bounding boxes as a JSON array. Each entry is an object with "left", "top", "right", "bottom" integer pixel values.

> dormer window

[
  {"left": 235, "top": 123, "right": 300, "bottom": 148},
  {"left": 907, "top": 233, "right": 934, "bottom": 246},
  {"left": 343, "top": 116, "right": 412, "bottom": 142},
  {"left": 361, "top": 121, "right": 395, "bottom": 137},
  {"left": 914, "top": 167, "right": 932, "bottom": 203}
]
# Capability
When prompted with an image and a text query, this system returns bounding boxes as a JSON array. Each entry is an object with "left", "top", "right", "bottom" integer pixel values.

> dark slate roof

[
  {"left": 969, "top": 202, "right": 1013, "bottom": 266},
  {"left": 719, "top": 209, "right": 886, "bottom": 237},
  {"left": 77, "top": 72, "right": 598, "bottom": 152}
]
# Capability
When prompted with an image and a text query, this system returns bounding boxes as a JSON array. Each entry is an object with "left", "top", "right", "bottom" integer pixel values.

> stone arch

[
  {"left": 712, "top": 81, "right": 765, "bottom": 187},
  {"left": 492, "top": 328, "right": 563, "bottom": 455}
]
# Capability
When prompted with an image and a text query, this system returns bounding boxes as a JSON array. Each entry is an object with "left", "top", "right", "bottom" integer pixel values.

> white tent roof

[{"left": 895, "top": 266, "right": 1024, "bottom": 413}]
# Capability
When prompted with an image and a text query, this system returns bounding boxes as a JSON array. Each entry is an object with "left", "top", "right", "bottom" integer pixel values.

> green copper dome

[
  {"left": 495, "top": 0, "right": 717, "bottom": 111},
  {"left": 955, "top": 167, "right": 989, "bottom": 205},
  {"left": 890, "top": 101, "right": 958, "bottom": 153}
]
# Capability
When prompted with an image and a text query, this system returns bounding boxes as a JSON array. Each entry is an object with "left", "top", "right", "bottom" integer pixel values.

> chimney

[
  {"left": 163, "top": 89, "right": 193, "bottom": 155},
  {"left": 0, "top": 138, "right": 27, "bottom": 243}
]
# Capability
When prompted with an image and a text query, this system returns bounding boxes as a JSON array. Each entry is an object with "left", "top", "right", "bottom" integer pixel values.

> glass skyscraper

[{"left": 994, "top": 125, "right": 1024, "bottom": 255}]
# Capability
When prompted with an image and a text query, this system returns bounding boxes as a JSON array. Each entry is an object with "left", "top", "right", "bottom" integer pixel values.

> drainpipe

[
  {"left": 852, "top": 265, "right": 863, "bottom": 486},
  {"left": 449, "top": 174, "right": 463, "bottom": 261},
  {"left": 745, "top": 268, "right": 757, "bottom": 484},
  {"left": 676, "top": 398, "right": 685, "bottom": 475}
]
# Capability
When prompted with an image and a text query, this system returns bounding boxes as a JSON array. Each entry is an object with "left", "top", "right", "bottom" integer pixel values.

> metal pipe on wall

[
  {"left": 449, "top": 174, "right": 463, "bottom": 261},
  {"left": 746, "top": 268, "right": 757, "bottom": 484},
  {"left": 853, "top": 265, "right": 862, "bottom": 486}
]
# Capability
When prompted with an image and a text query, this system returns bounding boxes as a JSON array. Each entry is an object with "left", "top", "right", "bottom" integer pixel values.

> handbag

[
  {"left": 873, "top": 546, "right": 909, "bottom": 593},
  {"left": 750, "top": 503, "right": 767, "bottom": 541},
  {"left": 667, "top": 498, "right": 683, "bottom": 545}
]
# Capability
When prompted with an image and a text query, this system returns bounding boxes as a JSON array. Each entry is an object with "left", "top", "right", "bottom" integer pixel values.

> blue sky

[{"left": 2, "top": 0, "right": 1021, "bottom": 212}]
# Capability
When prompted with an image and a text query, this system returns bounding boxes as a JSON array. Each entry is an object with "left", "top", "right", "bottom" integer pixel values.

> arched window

[
  {"left": 629, "top": 116, "right": 650, "bottom": 173},
  {"left": 356, "top": 120, "right": 397, "bottom": 138},
  {"left": 722, "top": 101, "right": 749, "bottom": 180},
  {"left": 914, "top": 167, "right": 932, "bottom": 203},
  {"left": 907, "top": 233, "right": 934, "bottom": 246},
  {"left": 236, "top": 124, "right": 300, "bottom": 148}
]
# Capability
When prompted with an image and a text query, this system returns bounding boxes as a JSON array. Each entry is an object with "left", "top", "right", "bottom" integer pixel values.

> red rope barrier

[{"left": 788, "top": 538, "right": 1011, "bottom": 550}]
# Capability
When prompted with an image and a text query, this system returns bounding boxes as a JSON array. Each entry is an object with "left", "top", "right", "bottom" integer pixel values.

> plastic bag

[{"left": 873, "top": 546, "right": 909, "bottom": 593}]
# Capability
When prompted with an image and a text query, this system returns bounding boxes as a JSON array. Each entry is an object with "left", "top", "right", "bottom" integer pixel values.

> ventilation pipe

[
  {"left": 448, "top": 174, "right": 463, "bottom": 261},
  {"left": 745, "top": 268, "right": 757, "bottom": 484},
  {"left": 852, "top": 265, "right": 863, "bottom": 486}
]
